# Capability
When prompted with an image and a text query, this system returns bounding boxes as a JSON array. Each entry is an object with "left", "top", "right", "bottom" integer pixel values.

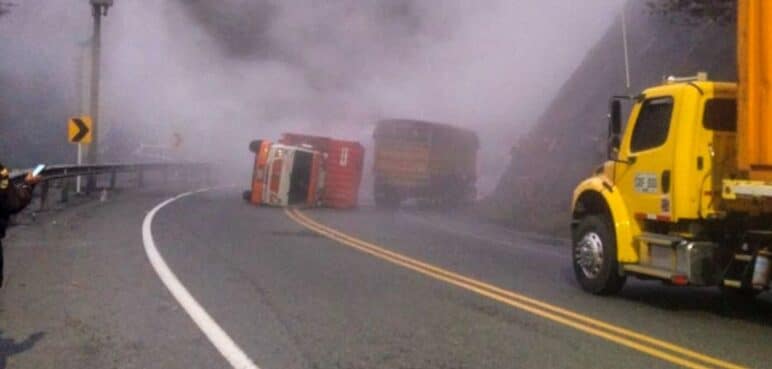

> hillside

[{"left": 483, "top": 1, "right": 736, "bottom": 236}]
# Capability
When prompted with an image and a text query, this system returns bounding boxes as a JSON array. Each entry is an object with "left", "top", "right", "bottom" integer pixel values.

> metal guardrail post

[
  {"left": 39, "top": 181, "right": 50, "bottom": 211},
  {"left": 110, "top": 169, "right": 117, "bottom": 189},
  {"left": 61, "top": 179, "right": 71, "bottom": 204},
  {"left": 137, "top": 169, "right": 145, "bottom": 188},
  {"left": 84, "top": 171, "right": 93, "bottom": 195},
  {"left": 184, "top": 165, "right": 191, "bottom": 185}
]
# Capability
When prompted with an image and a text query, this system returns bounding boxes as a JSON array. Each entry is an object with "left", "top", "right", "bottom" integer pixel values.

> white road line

[{"left": 142, "top": 189, "right": 260, "bottom": 369}]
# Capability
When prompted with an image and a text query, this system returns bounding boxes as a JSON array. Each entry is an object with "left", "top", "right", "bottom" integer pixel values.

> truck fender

[{"left": 571, "top": 177, "right": 639, "bottom": 263}]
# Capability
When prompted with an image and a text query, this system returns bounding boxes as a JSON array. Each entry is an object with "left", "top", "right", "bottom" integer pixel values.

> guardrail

[{"left": 9, "top": 162, "right": 211, "bottom": 211}]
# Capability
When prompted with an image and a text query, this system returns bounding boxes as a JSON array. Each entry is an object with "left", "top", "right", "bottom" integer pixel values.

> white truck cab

[{"left": 247, "top": 141, "right": 324, "bottom": 207}]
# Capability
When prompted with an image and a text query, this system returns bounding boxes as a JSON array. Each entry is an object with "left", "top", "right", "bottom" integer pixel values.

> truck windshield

[
  {"left": 288, "top": 151, "right": 314, "bottom": 205},
  {"left": 703, "top": 98, "right": 736, "bottom": 132}
]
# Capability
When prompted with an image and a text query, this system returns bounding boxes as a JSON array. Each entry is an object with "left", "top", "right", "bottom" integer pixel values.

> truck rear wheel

[
  {"left": 249, "top": 140, "right": 263, "bottom": 153},
  {"left": 572, "top": 215, "right": 626, "bottom": 295}
]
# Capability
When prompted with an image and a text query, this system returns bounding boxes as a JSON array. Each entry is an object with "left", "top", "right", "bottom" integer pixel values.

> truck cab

[
  {"left": 246, "top": 140, "right": 323, "bottom": 207},
  {"left": 571, "top": 74, "right": 771, "bottom": 296},
  {"left": 610, "top": 76, "right": 738, "bottom": 224}
]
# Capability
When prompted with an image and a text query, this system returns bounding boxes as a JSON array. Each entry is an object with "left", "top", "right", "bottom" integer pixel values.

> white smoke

[{"left": 1, "top": 0, "right": 624, "bottom": 194}]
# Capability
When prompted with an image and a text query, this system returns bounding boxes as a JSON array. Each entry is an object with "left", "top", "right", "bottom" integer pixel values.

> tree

[{"left": 647, "top": 0, "right": 735, "bottom": 25}]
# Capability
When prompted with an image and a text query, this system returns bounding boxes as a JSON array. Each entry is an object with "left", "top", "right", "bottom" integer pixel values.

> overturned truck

[{"left": 245, "top": 134, "right": 364, "bottom": 209}]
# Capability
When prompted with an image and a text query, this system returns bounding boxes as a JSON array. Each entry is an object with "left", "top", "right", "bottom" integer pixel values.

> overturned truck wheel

[{"left": 249, "top": 140, "right": 264, "bottom": 153}]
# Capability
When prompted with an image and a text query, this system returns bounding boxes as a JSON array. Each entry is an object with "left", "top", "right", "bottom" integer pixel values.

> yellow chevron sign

[{"left": 68, "top": 116, "right": 92, "bottom": 144}]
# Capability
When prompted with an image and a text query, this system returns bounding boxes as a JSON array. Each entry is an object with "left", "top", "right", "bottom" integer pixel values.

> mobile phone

[{"left": 32, "top": 164, "right": 46, "bottom": 176}]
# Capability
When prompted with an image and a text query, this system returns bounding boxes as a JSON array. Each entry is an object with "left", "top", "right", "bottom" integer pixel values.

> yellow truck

[{"left": 570, "top": 1, "right": 772, "bottom": 297}]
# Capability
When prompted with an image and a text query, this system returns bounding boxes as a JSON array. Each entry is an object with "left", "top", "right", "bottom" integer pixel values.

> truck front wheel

[{"left": 572, "top": 215, "right": 626, "bottom": 295}]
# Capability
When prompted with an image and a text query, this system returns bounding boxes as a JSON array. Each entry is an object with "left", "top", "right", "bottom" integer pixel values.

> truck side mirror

[{"left": 608, "top": 99, "right": 622, "bottom": 159}]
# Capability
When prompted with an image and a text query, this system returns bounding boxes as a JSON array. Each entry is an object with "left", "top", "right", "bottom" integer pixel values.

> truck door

[{"left": 615, "top": 94, "right": 678, "bottom": 221}]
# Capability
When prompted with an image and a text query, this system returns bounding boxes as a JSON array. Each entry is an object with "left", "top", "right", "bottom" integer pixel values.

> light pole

[
  {"left": 76, "top": 39, "right": 90, "bottom": 193},
  {"left": 620, "top": 2, "right": 631, "bottom": 92},
  {"left": 86, "top": 0, "right": 113, "bottom": 192}
]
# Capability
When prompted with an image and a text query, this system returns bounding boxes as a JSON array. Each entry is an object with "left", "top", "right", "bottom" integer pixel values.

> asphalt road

[{"left": 1, "top": 187, "right": 771, "bottom": 369}]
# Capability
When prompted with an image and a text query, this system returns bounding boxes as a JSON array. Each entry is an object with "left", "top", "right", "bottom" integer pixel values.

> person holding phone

[{"left": 0, "top": 162, "right": 41, "bottom": 288}]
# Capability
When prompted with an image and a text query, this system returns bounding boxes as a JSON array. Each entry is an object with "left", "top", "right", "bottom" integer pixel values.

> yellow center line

[
  {"left": 285, "top": 208, "right": 747, "bottom": 369},
  {"left": 290, "top": 209, "right": 741, "bottom": 368}
]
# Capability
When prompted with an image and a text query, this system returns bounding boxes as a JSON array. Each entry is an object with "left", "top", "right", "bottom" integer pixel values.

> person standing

[{"left": 0, "top": 163, "right": 40, "bottom": 288}]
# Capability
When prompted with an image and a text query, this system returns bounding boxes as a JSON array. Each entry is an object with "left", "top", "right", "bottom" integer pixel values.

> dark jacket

[{"left": 0, "top": 164, "right": 33, "bottom": 239}]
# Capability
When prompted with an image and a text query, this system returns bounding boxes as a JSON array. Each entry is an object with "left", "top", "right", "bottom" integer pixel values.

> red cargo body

[
  {"left": 324, "top": 140, "right": 365, "bottom": 208},
  {"left": 280, "top": 133, "right": 365, "bottom": 208}
]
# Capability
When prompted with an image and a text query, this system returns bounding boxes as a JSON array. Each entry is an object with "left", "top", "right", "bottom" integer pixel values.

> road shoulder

[{"left": 0, "top": 189, "right": 222, "bottom": 369}]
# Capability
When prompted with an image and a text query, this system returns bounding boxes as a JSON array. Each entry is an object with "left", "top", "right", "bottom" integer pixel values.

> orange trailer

[
  {"left": 737, "top": 0, "right": 772, "bottom": 180},
  {"left": 373, "top": 119, "right": 478, "bottom": 208}
]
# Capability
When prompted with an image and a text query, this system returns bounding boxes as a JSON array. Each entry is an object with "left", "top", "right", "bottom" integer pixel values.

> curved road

[{"left": 1, "top": 188, "right": 771, "bottom": 368}]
